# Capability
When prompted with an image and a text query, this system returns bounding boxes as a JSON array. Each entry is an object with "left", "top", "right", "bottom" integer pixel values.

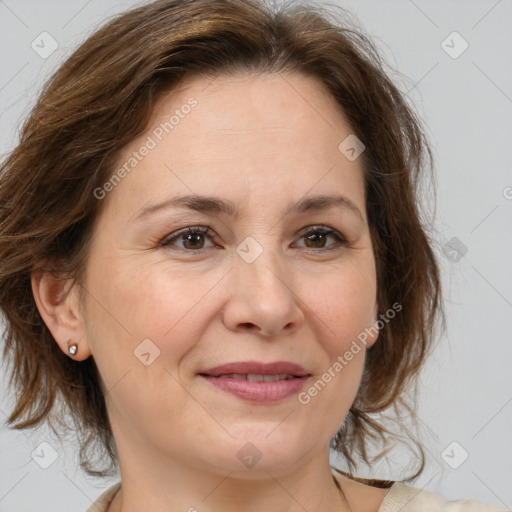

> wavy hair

[{"left": 0, "top": 0, "right": 444, "bottom": 480}]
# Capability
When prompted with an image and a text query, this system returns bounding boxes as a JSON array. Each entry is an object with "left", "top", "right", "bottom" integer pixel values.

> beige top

[{"left": 86, "top": 480, "right": 509, "bottom": 512}]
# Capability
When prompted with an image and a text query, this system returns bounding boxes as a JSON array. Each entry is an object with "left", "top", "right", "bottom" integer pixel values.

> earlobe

[{"left": 30, "top": 269, "right": 91, "bottom": 361}]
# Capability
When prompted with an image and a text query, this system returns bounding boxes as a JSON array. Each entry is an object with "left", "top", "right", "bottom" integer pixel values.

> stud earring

[{"left": 67, "top": 339, "right": 78, "bottom": 356}]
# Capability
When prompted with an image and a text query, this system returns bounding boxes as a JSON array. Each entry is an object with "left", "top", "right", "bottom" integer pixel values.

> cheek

[
  {"left": 82, "top": 260, "right": 203, "bottom": 435},
  {"left": 297, "top": 264, "right": 375, "bottom": 419},
  {"left": 305, "top": 256, "right": 377, "bottom": 355},
  {"left": 83, "top": 254, "right": 227, "bottom": 370}
]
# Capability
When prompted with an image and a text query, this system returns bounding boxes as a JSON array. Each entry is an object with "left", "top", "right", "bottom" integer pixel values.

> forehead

[
  {"left": 101, "top": 71, "right": 367, "bottom": 223},
  {"left": 153, "top": 71, "right": 351, "bottom": 137}
]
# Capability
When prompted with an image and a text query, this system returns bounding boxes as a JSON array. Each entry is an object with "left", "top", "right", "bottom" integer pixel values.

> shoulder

[
  {"left": 85, "top": 482, "right": 121, "bottom": 512},
  {"left": 378, "top": 481, "right": 508, "bottom": 512},
  {"left": 332, "top": 470, "right": 508, "bottom": 512}
]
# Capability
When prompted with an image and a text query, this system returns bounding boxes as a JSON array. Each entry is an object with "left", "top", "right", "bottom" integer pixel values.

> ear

[
  {"left": 365, "top": 301, "right": 380, "bottom": 349},
  {"left": 31, "top": 267, "right": 91, "bottom": 361}
]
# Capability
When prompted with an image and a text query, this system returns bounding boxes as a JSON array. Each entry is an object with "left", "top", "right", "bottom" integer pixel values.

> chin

[{"left": 201, "top": 434, "right": 312, "bottom": 477}]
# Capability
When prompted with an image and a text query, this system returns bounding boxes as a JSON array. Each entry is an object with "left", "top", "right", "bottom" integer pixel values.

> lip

[
  {"left": 200, "top": 375, "right": 310, "bottom": 402},
  {"left": 198, "top": 360, "right": 312, "bottom": 403},
  {"left": 199, "top": 360, "right": 310, "bottom": 377}
]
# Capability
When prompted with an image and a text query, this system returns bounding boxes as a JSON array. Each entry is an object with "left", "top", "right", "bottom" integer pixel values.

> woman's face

[{"left": 77, "top": 72, "right": 379, "bottom": 477}]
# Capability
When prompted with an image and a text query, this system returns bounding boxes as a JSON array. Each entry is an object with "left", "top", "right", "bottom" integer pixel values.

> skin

[{"left": 32, "top": 72, "right": 391, "bottom": 512}]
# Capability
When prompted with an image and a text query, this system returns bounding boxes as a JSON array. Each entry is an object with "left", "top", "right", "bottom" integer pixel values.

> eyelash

[{"left": 157, "top": 225, "right": 348, "bottom": 253}]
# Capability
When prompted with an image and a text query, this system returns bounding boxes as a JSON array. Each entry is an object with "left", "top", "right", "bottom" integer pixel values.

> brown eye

[
  {"left": 295, "top": 226, "right": 347, "bottom": 251},
  {"left": 160, "top": 226, "right": 214, "bottom": 251},
  {"left": 304, "top": 231, "right": 328, "bottom": 249}
]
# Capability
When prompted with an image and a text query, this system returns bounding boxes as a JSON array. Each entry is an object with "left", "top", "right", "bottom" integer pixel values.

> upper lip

[{"left": 199, "top": 361, "right": 311, "bottom": 377}]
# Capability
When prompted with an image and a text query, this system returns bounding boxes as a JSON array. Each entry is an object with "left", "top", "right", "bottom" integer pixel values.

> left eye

[
  {"left": 295, "top": 226, "right": 348, "bottom": 250},
  {"left": 159, "top": 225, "right": 347, "bottom": 252}
]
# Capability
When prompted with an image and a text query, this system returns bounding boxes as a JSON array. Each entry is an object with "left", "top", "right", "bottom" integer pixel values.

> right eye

[{"left": 159, "top": 226, "right": 216, "bottom": 252}]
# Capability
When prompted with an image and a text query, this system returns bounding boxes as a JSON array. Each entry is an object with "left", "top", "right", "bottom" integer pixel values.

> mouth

[
  {"left": 199, "top": 360, "right": 311, "bottom": 378},
  {"left": 197, "top": 361, "right": 312, "bottom": 403},
  {"left": 200, "top": 373, "right": 303, "bottom": 382}
]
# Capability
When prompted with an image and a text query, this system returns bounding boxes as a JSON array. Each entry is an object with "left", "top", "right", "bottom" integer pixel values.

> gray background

[{"left": 0, "top": 0, "right": 511, "bottom": 510}]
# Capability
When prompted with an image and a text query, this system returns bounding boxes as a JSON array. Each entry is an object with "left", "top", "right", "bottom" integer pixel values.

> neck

[{"left": 108, "top": 435, "right": 350, "bottom": 512}]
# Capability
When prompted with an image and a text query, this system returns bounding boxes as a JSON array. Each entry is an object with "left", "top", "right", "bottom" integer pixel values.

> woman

[{"left": 0, "top": 0, "right": 506, "bottom": 511}]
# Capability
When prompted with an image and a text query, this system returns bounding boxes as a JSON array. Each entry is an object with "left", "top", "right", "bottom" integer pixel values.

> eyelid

[{"left": 296, "top": 225, "right": 347, "bottom": 240}]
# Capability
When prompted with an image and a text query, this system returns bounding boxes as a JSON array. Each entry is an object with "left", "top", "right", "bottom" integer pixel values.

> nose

[{"left": 221, "top": 243, "right": 304, "bottom": 339}]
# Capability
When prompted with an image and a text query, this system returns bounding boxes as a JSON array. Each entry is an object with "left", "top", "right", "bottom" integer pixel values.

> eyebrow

[{"left": 134, "top": 193, "right": 365, "bottom": 222}]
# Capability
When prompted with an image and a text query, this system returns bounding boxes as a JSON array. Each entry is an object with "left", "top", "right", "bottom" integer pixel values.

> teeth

[{"left": 216, "top": 373, "right": 293, "bottom": 382}]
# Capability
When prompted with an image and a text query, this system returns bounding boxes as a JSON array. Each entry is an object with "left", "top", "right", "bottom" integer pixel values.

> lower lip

[{"left": 200, "top": 375, "right": 310, "bottom": 403}]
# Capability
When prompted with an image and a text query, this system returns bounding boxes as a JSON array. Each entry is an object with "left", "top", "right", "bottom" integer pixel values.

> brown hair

[{"left": 0, "top": 0, "right": 444, "bottom": 481}]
